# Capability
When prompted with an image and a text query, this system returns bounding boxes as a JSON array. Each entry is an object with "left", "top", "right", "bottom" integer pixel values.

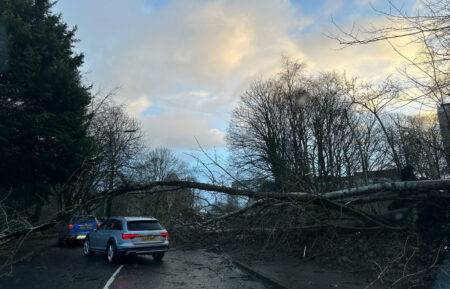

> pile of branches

[
  {"left": 1, "top": 179, "right": 449, "bottom": 287},
  {"left": 172, "top": 180, "right": 449, "bottom": 289}
]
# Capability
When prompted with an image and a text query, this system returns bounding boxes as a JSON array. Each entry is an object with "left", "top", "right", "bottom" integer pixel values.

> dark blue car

[{"left": 58, "top": 215, "right": 100, "bottom": 246}]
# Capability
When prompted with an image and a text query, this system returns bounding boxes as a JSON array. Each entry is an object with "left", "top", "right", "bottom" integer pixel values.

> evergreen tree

[{"left": 0, "top": 0, "right": 92, "bottom": 221}]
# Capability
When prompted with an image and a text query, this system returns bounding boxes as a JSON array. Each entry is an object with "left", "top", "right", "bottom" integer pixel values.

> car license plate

[
  {"left": 142, "top": 236, "right": 156, "bottom": 241},
  {"left": 80, "top": 225, "right": 91, "bottom": 230},
  {"left": 76, "top": 235, "right": 86, "bottom": 240}
]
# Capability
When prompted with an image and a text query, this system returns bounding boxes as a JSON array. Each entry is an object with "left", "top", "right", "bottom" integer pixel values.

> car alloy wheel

[
  {"left": 83, "top": 240, "right": 91, "bottom": 256},
  {"left": 58, "top": 238, "right": 66, "bottom": 247},
  {"left": 107, "top": 244, "right": 114, "bottom": 262}
]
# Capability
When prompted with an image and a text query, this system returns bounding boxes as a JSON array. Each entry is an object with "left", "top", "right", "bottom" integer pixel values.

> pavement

[
  {"left": 431, "top": 251, "right": 450, "bottom": 289},
  {"left": 225, "top": 250, "right": 386, "bottom": 289},
  {"left": 0, "top": 239, "right": 270, "bottom": 289},
  {"left": 229, "top": 257, "right": 377, "bottom": 289}
]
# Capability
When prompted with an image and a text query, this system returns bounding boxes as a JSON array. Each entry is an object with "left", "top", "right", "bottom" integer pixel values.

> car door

[
  {"left": 99, "top": 219, "right": 115, "bottom": 249},
  {"left": 109, "top": 219, "right": 123, "bottom": 242},
  {"left": 91, "top": 220, "right": 111, "bottom": 250}
]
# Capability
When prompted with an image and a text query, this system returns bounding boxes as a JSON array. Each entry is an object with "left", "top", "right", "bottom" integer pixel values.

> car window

[
  {"left": 110, "top": 220, "right": 123, "bottom": 230},
  {"left": 98, "top": 220, "right": 110, "bottom": 230},
  {"left": 127, "top": 221, "right": 162, "bottom": 231},
  {"left": 104, "top": 221, "right": 114, "bottom": 230}
]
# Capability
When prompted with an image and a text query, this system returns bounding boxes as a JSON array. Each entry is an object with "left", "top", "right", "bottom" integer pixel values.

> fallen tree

[
  {"left": 1, "top": 178, "right": 449, "bottom": 245},
  {"left": 1, "top": 178, "right": 449, "bottom": 289},
  {"left": 324, "top": 180, "right": 450, "bottom": 200},
  {"left": 106, "top": 179, "right": 450, "bottom": 201}
]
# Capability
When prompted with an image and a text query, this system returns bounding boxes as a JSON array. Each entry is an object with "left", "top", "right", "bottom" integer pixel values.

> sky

[{"left": 53, "top": 0, "right": 419, "bottom": 155}]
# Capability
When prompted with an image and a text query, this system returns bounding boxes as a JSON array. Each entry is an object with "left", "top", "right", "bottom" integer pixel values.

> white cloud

[
  {"left": 142, "top": 111, "right": 225, "bottom": 149},
  {"left": 300, "top": 14, "right": 422, "bottom": 82},
  {"left": 55, "top": 0, "right": 412, "bottom": 150},
  {"left": 56, "top": 0, "right": 310, "bottom": 149},
  {"left": 126, "top": 96, "right": 152, "bottom": 116},
  {"left": 323, "top": 0, "right": 343, "bottom": 15}
]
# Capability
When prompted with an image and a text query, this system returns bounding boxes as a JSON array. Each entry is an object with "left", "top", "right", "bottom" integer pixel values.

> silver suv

[{"left": 83, "top": 216, "right": 169, "bottom": 263}]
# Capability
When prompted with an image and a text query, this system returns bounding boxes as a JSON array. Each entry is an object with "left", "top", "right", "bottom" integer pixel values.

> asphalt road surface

[{"left": 0, "top": 239, "right": 269, "bottom": 289}]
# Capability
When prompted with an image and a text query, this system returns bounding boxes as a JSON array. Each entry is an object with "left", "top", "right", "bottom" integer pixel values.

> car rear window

[
  {"left": 72, "top": 216, "right": 96, "bottom": 223},
  {"left": 127, "top": 221, "right": 162, "bottom": 231}
]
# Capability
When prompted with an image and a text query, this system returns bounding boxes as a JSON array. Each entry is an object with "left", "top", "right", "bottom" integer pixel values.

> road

[{"left": 0, "top": 239, "right": 269, "bottom": 289}]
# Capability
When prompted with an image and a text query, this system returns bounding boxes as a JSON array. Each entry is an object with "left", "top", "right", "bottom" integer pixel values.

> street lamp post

[{"left": 103, "top": 128, "right": 138, "bottom": 217}]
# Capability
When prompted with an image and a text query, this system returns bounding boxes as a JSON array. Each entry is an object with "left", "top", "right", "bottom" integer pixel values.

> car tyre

[
  {"left": 152, "top": 252, "right": 164, "bottom": 262},
  {"left": 83, "top": 239, "right": 94, "bottom": 256},
  {"left": 107, "top": 242, "right": 120, "bottom": 263},
  {"left": 58, "top": 237, "right": 66, "bottom": 247}
]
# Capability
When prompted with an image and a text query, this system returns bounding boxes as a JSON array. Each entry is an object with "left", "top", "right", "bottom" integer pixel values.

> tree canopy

[{"left": 0, "top": 0, "right": 92, "bottom": 220}]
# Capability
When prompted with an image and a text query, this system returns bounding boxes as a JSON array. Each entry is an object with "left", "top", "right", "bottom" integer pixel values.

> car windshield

[
  {"left": 127, "top": 221, "right": 162, "bottom": 231},
  {"left": 72, "top": 217, "right": 96, "bottom": 223}
]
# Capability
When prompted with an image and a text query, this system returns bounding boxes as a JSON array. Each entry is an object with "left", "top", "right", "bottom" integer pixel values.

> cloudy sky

[{"left": 54, "top": 0, "right": 418, "bottom": 153}]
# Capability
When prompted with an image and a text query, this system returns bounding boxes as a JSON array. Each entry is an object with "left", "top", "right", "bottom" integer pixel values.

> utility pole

[{"left": 103, "top": 163, "right": 115, "bottom": 218}]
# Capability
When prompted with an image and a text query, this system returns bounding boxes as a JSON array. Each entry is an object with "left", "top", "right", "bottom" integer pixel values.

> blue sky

[{"left": 54, "top": 0, "right": 418, "bottom": 159}]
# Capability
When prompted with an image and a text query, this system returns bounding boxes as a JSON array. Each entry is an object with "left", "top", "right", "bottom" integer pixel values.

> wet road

[
  {"left": 431, "top": 251, "right": 450, "bottom": 289},
  {"left": 0, "top": 239, "right": 268, "bottom": 289}
]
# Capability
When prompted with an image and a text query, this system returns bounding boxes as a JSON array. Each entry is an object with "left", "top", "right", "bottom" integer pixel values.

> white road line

[{"left": 103, "top": 264, "right": 124, "bottom": 289}]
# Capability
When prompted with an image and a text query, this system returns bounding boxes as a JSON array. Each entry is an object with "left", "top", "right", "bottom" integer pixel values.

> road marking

[{"left": 103, "top": 265, "right": 124, "bottom": 289}]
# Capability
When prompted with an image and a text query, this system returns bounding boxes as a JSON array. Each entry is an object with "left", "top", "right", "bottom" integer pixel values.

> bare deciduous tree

[
  {"left": 332, "top": 0, "right": 450, "bottom": 174},
  {"left": 391, "top": 113, "right": 446, "bottom": 179},
  {"left": 115, "top": 148, "right": 196, "bottom": 226},
  {"left": 88, "top": 97, "right": 143, "bottom": 216},
  {"left": 228, "top": 59, "right": 398, "bottom": 192}
]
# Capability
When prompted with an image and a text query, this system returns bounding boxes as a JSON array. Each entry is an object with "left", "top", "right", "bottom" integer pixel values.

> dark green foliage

[{"left": 0, "top": 0, "right": 92, "bottom": 220}]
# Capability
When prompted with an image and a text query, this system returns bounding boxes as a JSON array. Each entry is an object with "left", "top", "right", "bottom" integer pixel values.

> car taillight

[
  {"left": 122, "top": 233, "right": 139, "bottom": 240},
  {"left": 160, "top": 231, "right": 169, "bottom": 239},
  {"left": 67, "top": 224, "right": 74, "bottom": 230}
]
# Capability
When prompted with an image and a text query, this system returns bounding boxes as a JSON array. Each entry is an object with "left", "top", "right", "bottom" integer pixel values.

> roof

[{"left": 110, "top": 216, "right": 158, "bottom": 222}]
